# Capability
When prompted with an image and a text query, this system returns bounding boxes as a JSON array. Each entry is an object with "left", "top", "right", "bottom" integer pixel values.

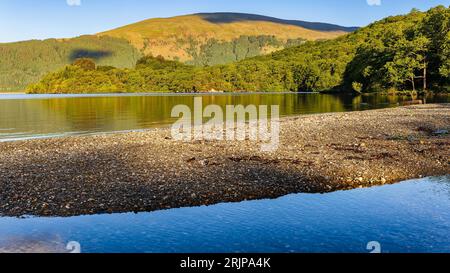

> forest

[
  {"left": 27, "top": 6, "right": 450, "bottom": 94},
  {"left": 186, "top": 35, "right": 306, "bottom": 66},
  {"left": 0, "top": 36, "right": 142, "bottom": 91},
  {"left": 1, "top": 34, "right": 305, "bottom": 91}
]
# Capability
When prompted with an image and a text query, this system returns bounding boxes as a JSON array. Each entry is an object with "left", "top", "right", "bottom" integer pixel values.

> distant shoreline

[
  {"left": 0, "top": 91, "right": 318, "bottom": 100},
  {"left": 0, "top": 104, "right": 448, "bottom": 217},
  {"left": 0, "top": 92, "right": 25, "bottom": 95},
  {"left": 3, "top": 90, "right": 449, "bottom": 97}
]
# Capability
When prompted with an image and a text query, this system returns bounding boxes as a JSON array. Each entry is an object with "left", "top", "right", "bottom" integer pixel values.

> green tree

[
  {"left": 421, "top": 5, "right": 450, "bottom": 87},
  {"left": 384, "top": 34, "right": 429, "bottom": 91}
]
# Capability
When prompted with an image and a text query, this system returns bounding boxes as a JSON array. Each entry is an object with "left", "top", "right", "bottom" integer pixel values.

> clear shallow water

[
  {"left": 0, "top": 93, "right": 448, "bottom": 141},
  {"left": 0, "top": 176, "right": 449, "bottom": 253}
]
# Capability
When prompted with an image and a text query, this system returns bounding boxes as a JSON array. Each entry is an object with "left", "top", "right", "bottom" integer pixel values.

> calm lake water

[
  {"left": 0, "top": 176, "right": 449, "bottom": 253},
  {"left": 0, "top": 92, "right": 448, "bottom": 141}
]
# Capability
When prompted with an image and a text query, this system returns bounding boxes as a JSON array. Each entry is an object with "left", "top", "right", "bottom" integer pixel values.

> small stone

[
  {"left": 186, "top": 157, "right": 196, "bottom": 163},
  {"left": 433, "top": 129, "right": 448, "bottom": 136},
  {"left": 199, "top": 159, "right": 209, "bottom": 166}
]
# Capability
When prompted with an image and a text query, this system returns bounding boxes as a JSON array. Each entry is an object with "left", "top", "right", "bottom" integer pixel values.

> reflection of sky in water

[
  {"left": 1, "top": 93, "right": 448, "bottom": 142},
  {"left": 0, "top": 176, "right": 449, "bottom": 253}
]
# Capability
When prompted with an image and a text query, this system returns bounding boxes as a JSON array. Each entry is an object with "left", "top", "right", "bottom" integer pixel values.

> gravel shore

[{"left": 0, "top": 104, "right": 449, "bottom": 217}]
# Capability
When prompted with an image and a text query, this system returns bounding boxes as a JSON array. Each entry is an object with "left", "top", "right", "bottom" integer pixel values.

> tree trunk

[
  {"left": 411, "top": 76, "right": 415, "bottom": 92},
  {"left": 423, "top": 62, "right": 427, "bottom": 91}
]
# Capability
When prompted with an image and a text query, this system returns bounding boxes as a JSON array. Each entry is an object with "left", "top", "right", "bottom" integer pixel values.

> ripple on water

[{"left": 0, "top": 176, "right": 449, "bottom": 253}]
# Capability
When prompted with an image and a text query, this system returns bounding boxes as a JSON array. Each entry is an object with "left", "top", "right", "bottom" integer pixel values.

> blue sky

[{"left": 1, "top": 0, "right": 449, "bottom": 42}]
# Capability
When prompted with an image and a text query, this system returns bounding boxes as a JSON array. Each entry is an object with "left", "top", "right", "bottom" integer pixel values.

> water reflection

[
  {"left": 0, "top": 235, "right": 69, "bottom": 254},
  {"left": 0, "top": 93, "right": 448, "bottom": 141},
  {"left": 0, "top": 176, "right": 449, "bottom": 253}
]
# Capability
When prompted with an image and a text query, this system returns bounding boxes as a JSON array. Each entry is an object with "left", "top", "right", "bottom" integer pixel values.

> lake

[
  {"left": 0, "top": 176, "right": 449, "bottom": 253},
  {"left": 0, "top": 92, "right": 448, "bottom": 141}
]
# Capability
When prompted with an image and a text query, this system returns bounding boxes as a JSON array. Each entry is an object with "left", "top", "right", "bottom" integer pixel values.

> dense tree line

[
  {"left": 27, "top": 6, "right": 450, "bottom": 94},
  {"left": 2, "top": 34, "right": 305, "bottom": 91}
]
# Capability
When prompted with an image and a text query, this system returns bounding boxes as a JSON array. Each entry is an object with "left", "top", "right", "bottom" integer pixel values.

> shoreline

[
  {"left": 0, "top": 91, "right": 312, "bottom": 101},
  {"left": 0, "top": 104, "right": 449, "bottom": 217}
]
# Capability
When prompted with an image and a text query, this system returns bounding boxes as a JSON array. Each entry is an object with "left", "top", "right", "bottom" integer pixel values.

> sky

[{"left": 0, "top": 0, "right": 449, "bottom": 43}]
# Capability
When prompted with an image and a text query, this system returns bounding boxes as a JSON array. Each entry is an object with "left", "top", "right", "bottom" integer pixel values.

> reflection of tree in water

[
  {"left": 2, "top": 93, "right": 447, "bottom": 140},
  {"left": 35, "top": 94, "right": 349, "bottom": 133},
  {"left": 0, "top": 99, "right": 69, "bottom": 137}
]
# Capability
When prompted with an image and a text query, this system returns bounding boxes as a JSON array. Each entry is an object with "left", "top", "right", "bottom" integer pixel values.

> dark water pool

[{"left": 0, "top": 176, "right": 449, "bottom": 253}]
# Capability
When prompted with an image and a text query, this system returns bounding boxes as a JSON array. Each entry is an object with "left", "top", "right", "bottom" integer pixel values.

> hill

[
  {"left": 195, "top": 13, "right": 358, "bottom": 32},
  {"left": 27, "top": 6, "right": 449, "bottom": 94},
  {"left": 0, "top": 36, "right": 141, "bottom": 91},
  {"left": 0, "top": 13, "right": 354, "bottom": 91},
  {"left": 98, "top": 12, "right": 355, "bottom": 64}
]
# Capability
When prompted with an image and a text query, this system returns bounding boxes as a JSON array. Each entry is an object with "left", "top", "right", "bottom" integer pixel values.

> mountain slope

[
  {"left": 0, "top": 36, "right": 141, "bottom": 91},
  {"left": 1, "top": 12, "right": 355, "bottom": 91},
  {"left": 195, "top": 13, "right": 358, "bottom": 32},
  {"left": 98, "top": 12, "right": 355, "bottom": 63},
  {"left": 28, "top": 6, "right": 449, "bottom": 94}
]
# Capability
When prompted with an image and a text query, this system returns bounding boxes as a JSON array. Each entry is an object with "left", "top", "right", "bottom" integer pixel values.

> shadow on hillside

[
  {"left": 69, "top": 49, "right": 113, "bottom": 62},
  {"left": 197, "top": 12, "right": 358, "bottom": 32}
]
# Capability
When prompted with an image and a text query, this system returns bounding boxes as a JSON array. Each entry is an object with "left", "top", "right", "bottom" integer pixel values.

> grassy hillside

[
  {"left": 28, "top": 6, "right": 449, "bottom": 94},
  {"left": 0, "top": 36, "right": 141, "bottom": 91},
  {"left": 98, "top": 13, "right": 353, "bottom": 62},
  {"left": 1, "top": 13, "right": 354, "bottom": 91}
]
